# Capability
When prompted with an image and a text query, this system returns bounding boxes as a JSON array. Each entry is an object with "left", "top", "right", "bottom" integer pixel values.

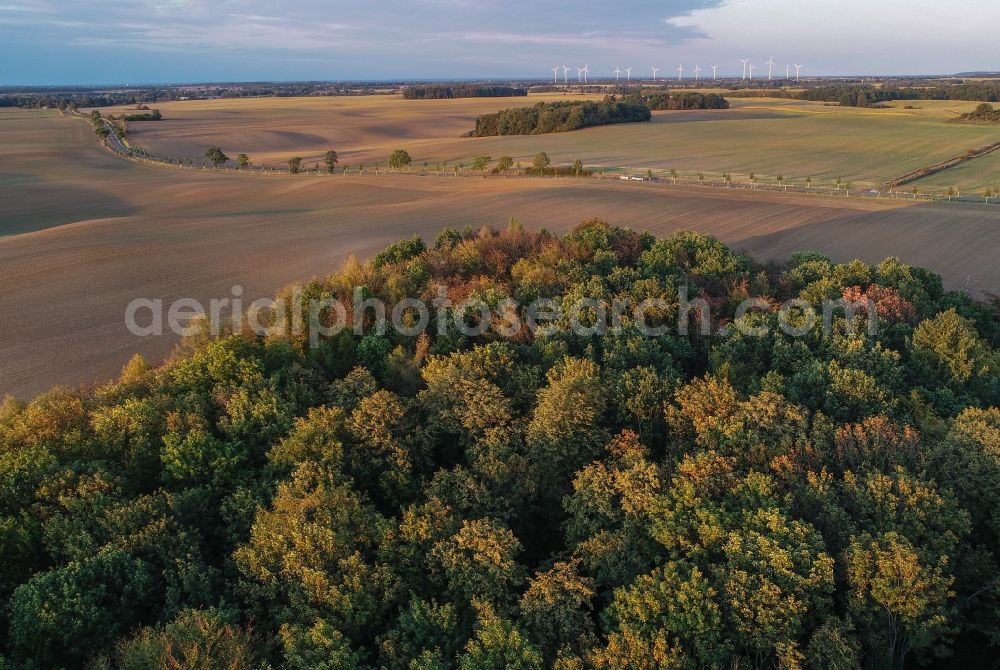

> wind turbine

[
  {"left": 694, "top": 65, "right": 702, "bottom": 81},
  {"left": 625, "top": 66, "right": 632, "bottom": 82},
  {"left": 651, "top": 66, "right": 660, "bottom": 82},
  {"left": 739, "top": 59, "right": 749, "bottom": 80},
  {"left": 785, "top": 64, "right": 790, "bottom": 80},
  {"left": 614, "top": 66, "right": 622, "bottom": 82},
  {"left": 582, "top": 65, "right": 589, "bottom": 83},
  {"left": 766, "top": 56, "right": 775, "bottom": 80},
  {"left": 551, "top": 66, "right": 559, "bottom": 83},
  {"left": 562, "top": 65, "right": 570, "bottom": 83},
  {"left": 577, "top": 67, "right": 583, "bottom": 83},
  {"left": 712, "top": 65, "right": 718, "bottom": 80},
  {"left": 677, "top": 64, "right": 684, "bottom": 81},
  {"left": 748, "top": 61, "right": 754, "bottom": 79},
  {"left": 794, "top": 64, "right": 803, "bottom": 81}
]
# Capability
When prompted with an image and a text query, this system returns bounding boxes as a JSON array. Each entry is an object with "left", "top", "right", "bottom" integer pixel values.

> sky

[{"left": 0, "top": 0, "right": 997, "bottom": 85}]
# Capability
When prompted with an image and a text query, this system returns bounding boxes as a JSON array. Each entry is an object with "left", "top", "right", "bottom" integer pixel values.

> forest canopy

[
  {"left": 465, "top": 98, "right": 652, "bottom": 136},
  {"left": 1, "top": 222, "right": 999, "bottom": 669}
]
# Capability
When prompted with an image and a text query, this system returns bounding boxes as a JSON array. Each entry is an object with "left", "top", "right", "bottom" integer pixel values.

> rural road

[
  {"left": 3, "top": 112, "right": 1000, "bottom": 399},
  {"left": 102, "top": 121, "right": 132, "bottom": 155}
]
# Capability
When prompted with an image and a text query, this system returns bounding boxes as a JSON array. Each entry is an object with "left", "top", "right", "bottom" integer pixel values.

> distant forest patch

[
  {"left": 955, "top": 103, "right": 1000, "bottom": 124},
  {"left": 465, "top": 98, "right": 651, "bottom": 136},
  {"left": 797, "top": 83, "right": 1000, "bottom": 107},
  {"left": 403, "top": 85, "right": 528, "bottom": 100},
  {"left": 622, "top": 91, "right": 730, "bottom": 111},
  {"left": 727, "top": 83, "right": 1000, "bottom": 107},
  {"left": 121, "top": 109, "right": 162, "bottom": 121}
]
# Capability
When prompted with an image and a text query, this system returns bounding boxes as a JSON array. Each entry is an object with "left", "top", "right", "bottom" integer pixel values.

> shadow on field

[
  {"left": 0, "top": 173, "right": 138, "bottom": 236},
  {"left": 734, "top": 199, "right": 1000, "bottom": 297}
]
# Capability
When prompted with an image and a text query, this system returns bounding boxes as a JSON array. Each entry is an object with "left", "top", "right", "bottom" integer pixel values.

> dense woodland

[
  {"left": 2, "top": 222, "right": 1000, "bottom": 669},
  {"left": 120, "top": 110, "right": 162, "bottom": 122},
  {"left": 466, "top": 99, "right": 651, "bottom": 136},
  {"left": 622, "top": 91, "right": 729, "bottom": 111},
  {"left": 796, "top": 83, "right": 1000, "bottom": 107},
  {"left": 403, "top": 86, "right": 528, "bottom": 100}
]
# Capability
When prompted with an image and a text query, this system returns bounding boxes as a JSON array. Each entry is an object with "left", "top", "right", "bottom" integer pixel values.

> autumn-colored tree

[
  {"left": 431, "top": 518, "right": 525, "bottom": 608},
  {"left": 3, "top": 223, "right": 1000, "bottom": 667},
  {"left": 847, "top": 532, "right": 955, "bottom": 668}
]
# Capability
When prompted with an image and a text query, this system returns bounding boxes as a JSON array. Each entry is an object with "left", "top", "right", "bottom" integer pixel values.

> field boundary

[{"left": 881, "top": 140, "right": 1000, "bottom": 191}]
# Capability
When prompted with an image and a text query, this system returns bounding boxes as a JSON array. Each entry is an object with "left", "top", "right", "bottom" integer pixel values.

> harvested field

[{"left": 2, "top": 109, "right": 999, "bottom": 397}]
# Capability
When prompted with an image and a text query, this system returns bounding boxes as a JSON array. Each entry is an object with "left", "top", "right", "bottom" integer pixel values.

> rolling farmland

[
  {"left": 2, "top": 107, "right": 1000, "bottom": 397},
  {"left": 104, "top": 95, "right": 1000, "bottom": 193}
]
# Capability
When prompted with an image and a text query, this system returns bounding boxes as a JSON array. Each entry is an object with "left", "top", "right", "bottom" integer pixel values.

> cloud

[{"left": 1, "top": 0, "right": 724, "bottom": 54}]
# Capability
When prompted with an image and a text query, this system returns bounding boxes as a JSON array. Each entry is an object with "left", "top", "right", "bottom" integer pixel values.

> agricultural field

[
  {"left": 908, "top": 148, "right": 1000, "bottom": 196},
  {"left": 3, "top": 103, "right": 1000, "bottom": 397},
  {"left": 101, "top": 94, "right": 1000, "bottom": 193}
]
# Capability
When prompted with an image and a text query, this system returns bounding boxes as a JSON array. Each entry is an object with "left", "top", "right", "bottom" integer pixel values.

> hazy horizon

[{"left": 1, "top": 0, "right": 997, "bottom": 86}]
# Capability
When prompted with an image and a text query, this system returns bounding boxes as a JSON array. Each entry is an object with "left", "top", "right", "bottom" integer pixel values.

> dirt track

[{"left": 2, "top": 111, "right": 999, "bottom": 398}]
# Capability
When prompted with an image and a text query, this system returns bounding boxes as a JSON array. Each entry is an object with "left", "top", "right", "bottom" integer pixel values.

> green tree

[
  {"left": 234, "top": 462, "right": 397, "bottom": 639},
  {"left": 526, "top": 357, "right": 606, "bottom": 490},
  {"left": 458, "top": 602, "right": 543, "bottom": 670},
  {"left": 346, "top": 389, "right": 416, "bottom": 504},
  {"left": 110, "top": 608, "right": 259, "bottom": 670},
  {"left": 911, "top": 309, "right": 997, "bottom": 401},
  {"left": 805, "top": 617, "right": 861, "bottom": 670},
  {"left": 280, "top": 618, "right": 362, "bottom": 670},
  {"left": 389, "top": 149, "right": 413, "bottom": 170},
  {"left": 324, "top": 149, "right": 339, "bottom": 174},
  {"left": 205, "top": 146, "right": 228, "bottom": 167},
  {"left": 532, "top": 152, "right": 551, "bottom": 173},
  {"left": 431, "top": 518, "right": 525, "bottom": 607},
  {"left": 498, "top": 156, "right": 514, "bottom": 173},
  {"left": 288, "top": 156, "right": 303, "bottom": 174},
  {"left": 573, "top": 159, "right": 585, "bottom": 176},
  {"left": 378, "top": 598, "right": 462, "bottom": 670},
  {"left": 7, "top": 549, "right": 156, "bottom": 668},
  {"left": 236, "top": 153, "right": 250, "bottom": 170},
  {"left": 161, "top": 425, "right": 247, "bottom": 489},
  {"left": 519, "top": 560, "right": 596, "bottom": 660},
  {"left": 472, "top": 155, "right": 493, "bottom": 172},
  {"left": 605, "top": 561, "right": 725, "bottom": 667}
]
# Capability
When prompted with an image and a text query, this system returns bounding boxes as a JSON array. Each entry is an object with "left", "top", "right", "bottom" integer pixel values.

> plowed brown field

[{"left": 2, "top": 109, "right": 999, "bottom": 398}]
